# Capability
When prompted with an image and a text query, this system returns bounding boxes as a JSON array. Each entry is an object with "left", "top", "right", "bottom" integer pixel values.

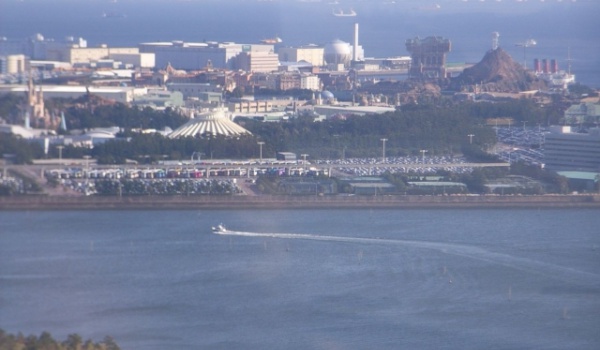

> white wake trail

[{"left": 214, "top": 229, "right": 600, "bottom": 285}]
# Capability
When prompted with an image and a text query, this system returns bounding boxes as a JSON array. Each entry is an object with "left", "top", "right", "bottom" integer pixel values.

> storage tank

[{"left": 324, "top": 39, "right": 352, "bottom": 66}]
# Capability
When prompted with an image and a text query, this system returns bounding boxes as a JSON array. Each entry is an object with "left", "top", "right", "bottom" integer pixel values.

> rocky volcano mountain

[{"left": 450, "top": 48, "right": 547, "bottom": 92}]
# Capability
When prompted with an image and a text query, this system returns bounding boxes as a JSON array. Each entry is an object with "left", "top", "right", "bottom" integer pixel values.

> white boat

[
  {"left": 332, "top": 9, "right": 357, "bottom": 17},
  {"left": 211, "top": 224, "right": 227, "bottom": 233},
  {"left": 260, "top": 37, "right": 282, "bottom": 45}
]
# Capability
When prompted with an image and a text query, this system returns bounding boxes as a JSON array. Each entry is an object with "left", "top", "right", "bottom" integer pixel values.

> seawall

[{"left": 1, "top": 194, "right": 599, "bottom": 210}]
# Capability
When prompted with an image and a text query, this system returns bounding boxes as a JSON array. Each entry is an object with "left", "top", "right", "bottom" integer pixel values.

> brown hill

[{"left": 450, "top": 48, "right": 547, "bottom": 92}]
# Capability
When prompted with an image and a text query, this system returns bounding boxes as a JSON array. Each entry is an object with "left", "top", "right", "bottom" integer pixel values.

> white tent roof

[{"left": 168, "top": 109, "right": 251, "bottom": 138}]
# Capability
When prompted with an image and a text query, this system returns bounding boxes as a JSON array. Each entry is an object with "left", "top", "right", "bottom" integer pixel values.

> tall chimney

[
  {"left": 551, "top": 59, "right": 558, "bottom": 74},
  {"left": 353, "top": 22, "right": 359, "bottom": 62}
]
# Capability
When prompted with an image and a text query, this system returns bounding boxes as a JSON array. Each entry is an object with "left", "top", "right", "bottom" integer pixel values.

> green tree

[{"left": 230, "top": 86, "right": 245, "bottom": 98}]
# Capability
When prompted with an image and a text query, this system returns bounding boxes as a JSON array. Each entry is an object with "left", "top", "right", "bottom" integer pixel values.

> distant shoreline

[{"left": 1, "top": 194, "right": 599, "bottom": 210}]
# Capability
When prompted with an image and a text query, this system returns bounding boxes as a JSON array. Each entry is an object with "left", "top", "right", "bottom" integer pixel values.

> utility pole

[
  {"left": 380, "top": 138, "right": 387, "bottom": 163},
  {"left": 257, "top": 141, "right": 265, "bottom": 163},
  {"left": 467, "top": 134, "right": 474, "bottom": 145},
  {"left": 300, "top": 154, "right": 308, "bottom": 172},
  {"left": 57, "top": 145, "right": 64, "bottom": 165},
  {"left": 420, "top": 149, "right": 428, "bottom": 165}
]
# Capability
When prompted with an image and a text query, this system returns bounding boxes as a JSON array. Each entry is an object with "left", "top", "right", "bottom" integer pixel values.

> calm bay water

[
  {"left": 1, "top": 209, "right": 599, "bottom": 349},
  {"left": 0, "top": 0, "right": 599, "bottom": 87}
]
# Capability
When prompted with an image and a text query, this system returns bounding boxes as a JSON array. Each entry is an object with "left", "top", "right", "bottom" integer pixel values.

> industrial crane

[{"left": 515, "top": 39, "right": 537, "bottom": 69}]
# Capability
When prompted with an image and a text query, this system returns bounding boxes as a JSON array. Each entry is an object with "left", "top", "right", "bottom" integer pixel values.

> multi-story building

[
  {"left": 166, "top": 82, "right": 222, "bottom": 99},
  {"left": 131, "top": 89, "right": 184, "bottom": 110},
  {"left": 277, "top": 73, "right": 321, "bottom": 91},
  {"left": 300, "top": 74, "right": 321, "bottom": 91},
  {"left": 65, "top": 46, "right": 139, "bottom": 65},
  {"left": 108, "top": 53, "right": 155, "bottom": 69},
  {"left": 278, "top": 74, "right": 301, "bottom": 91},
  {"left": 0, "top": 34, "right": 87, "bottom": 60},
  {"left": 233, "top": 51, "right": 279, "bottom": 73},
  {"left": 278, "top": 46, "right": 325, "bottom": 67},
  {"left": 544, "top": 126, "right": 600, "bottom": 172},
  {"left": 0, "top": 55, "right": 27, "bottom": 74},
  {"left": 248, "top": 73, "right": 278, "bottom": 91},
  {"left": 405, "top": 36, "right": 451, "bottom": 78},
  {"left": 139, "top": 41, "right": 275, "bottom": 71},
  {"left": 229, "top": 100, "right": 276, "bottom": 114},
  {"left": 0, "top": 84, "right": 145, "bottom": 104}
]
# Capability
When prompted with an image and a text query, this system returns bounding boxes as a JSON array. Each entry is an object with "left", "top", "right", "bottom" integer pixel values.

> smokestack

[
  {"left": 551, "top": 59, "right": 558, "bottom": 74},
  {"left": 353, "top": 22, "right": 359, "bottom": 62},
  {"left": 533, "top": 58, "right": 540, "bottom": 73},
  {"left": 542, "top": 59, "right": 549, "bottom": 74}
]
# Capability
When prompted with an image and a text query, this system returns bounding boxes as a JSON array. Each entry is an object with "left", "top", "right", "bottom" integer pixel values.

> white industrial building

[
  {"left": 0, "top": 85, "right": 148, "bottom": 104},
  {"left": 64, "top": 46, "right": 139, "bottom": 65},
  {"left": 166, "top": 82, "right": 222, "bottom": 100},
  {"left": 233, "top": 51, "right": 279, "bottom": 73},
  {"left": 108, "top": 53, "right": 155, "bottom": 69},
  {"left": 139, "top": 41, "right": 276, "bottom": 71},
  {"left": 314, "top": 104, "right": 396, "bottom": 118},
  {"left": 278, "top": 46, "right": 325, "bottom": 67},
  {"left": 0, "top": 55, "right": 27, "bottom": 74},
  {"left": 0, "top": 34, "right": 87, "bottom": 60}
]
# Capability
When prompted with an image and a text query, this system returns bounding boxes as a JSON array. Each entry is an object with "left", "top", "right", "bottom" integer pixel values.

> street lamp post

[
  {"left": 300, "top": 154, "right": 308, "bottom": 172},
  {"left": 420, "top": 149, "right": 428, "bottom": 165},
  {"left": 191, "top": 151, "right": 203, "bottom": 164},
  {"left": 83, "top": 155, "right": 91, "bottom": 193},
  {"left": 257, "top": 141, "right": 265, "bottom": 163},
  {"left": 467, "top": 134, "right": 474, "bottom": 144},
  {"left": 508, "top": 147, "right": 518, "bottom": 169},
  {"left": 57, "top": 145, "right": 64, "bottom": 165},
  {"left": 83, "top": 155, "right": 91, "bottom": 176},
  {"left": 380, "top": 138, "right": 387, "bottom": 163}
]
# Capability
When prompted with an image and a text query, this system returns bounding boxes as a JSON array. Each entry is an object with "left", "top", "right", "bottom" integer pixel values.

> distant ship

[
  {"left": 417, "top": 4, "right": 441, "bottom": 11},
  {"left": 332, "top": 9, "right": 357, "bottom": 17},
  {"left": 260, "top": 37, "right": 282, "bottom": 45},
  {"left": 102, "top": 12, "right": 127, "bottom": 19},
  {"left": 536, "top": 71, "right": 576, "bottom": 90}
]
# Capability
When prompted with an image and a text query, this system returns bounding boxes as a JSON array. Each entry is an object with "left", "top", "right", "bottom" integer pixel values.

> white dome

[
  {"left": 324, "top": 39, "right": 351, "bottom": 65},
  {"left": 168, "top": 109, "right": 251, "bottom": 138}
]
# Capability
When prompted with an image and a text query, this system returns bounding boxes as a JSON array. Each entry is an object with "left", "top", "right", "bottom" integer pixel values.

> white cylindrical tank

[{"left": 324, "top": 40, "right": 351, "bottom": 66}]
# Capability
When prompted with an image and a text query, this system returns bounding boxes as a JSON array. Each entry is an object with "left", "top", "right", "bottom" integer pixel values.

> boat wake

[{"left": 214, "top": 229, "right": 600, "bottom": 285}]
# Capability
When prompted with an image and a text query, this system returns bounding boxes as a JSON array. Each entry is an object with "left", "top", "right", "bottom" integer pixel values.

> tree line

[
  {"left": 0, "top": 329, "right": 120, "bottom": 350},
  {"left": 1, "top": 94, "right": 566, "bottom": 164}
]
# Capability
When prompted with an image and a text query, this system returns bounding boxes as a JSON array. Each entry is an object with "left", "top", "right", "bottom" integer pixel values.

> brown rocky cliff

[{"left": 450, "top": 48, "right": 547, "bottom": 92}]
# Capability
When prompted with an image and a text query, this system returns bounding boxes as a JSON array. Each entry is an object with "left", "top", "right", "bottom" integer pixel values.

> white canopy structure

[{"left": 168, "top": 109, "right": 251, "bottom": 139}]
